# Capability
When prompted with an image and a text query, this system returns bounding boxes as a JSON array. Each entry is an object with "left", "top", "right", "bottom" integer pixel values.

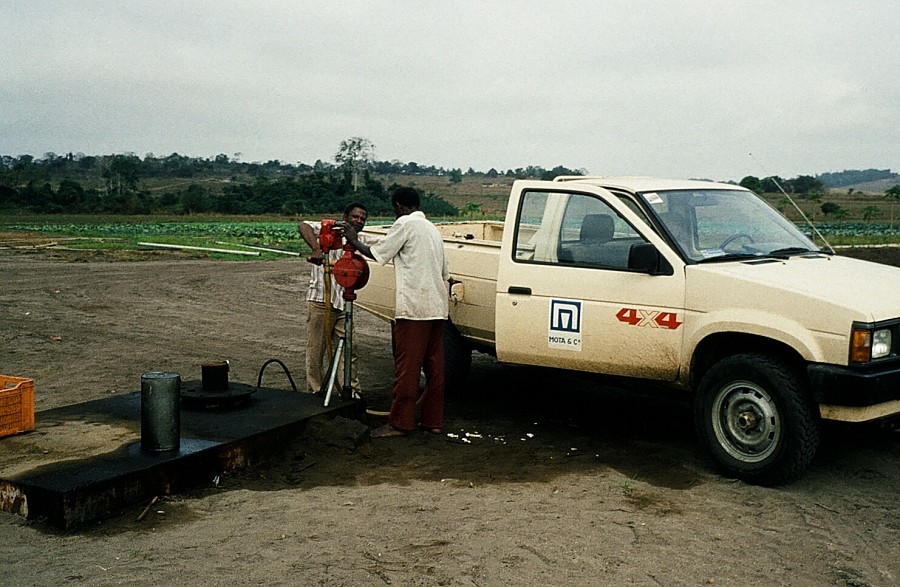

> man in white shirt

[
  {"left": 343, "top": 187, "right": 449, "bottom": 437},
  {"left": 298, "top": 202, "right": 369, "bottom": 397}
]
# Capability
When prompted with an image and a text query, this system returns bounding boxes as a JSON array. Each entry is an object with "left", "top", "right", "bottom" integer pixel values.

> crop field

[
  {"left": 7, "top": 220, "right": 301, "bottom": 241},
  {"left": 2, "top": 181, "right": 899, "bottom": 260},
  {"left": 0, "top": 215, "right": 407, "bottom": 259},
  {"left": 0, "top": 217, "right": 900, "bottom": 258}
]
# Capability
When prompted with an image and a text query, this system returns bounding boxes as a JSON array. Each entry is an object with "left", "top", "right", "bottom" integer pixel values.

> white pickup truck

[{"left": 356, "top": 176, "right": 900, "bottom": 484}]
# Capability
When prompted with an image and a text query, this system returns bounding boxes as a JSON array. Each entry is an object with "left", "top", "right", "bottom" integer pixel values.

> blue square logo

[{"left": 550, "top": 299, "right": 581, "bottom": 333}]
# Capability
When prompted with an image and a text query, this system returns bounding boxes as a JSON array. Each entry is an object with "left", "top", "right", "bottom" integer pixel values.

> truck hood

[{"left": 686, "top": 254, "right": 900, "bottom": 324}]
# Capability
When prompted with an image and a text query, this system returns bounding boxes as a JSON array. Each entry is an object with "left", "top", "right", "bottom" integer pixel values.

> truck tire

[
  {"left": 694, "top": 353, "right": 820, "bottom": 485},
  {"left": 443, "top": 321, "right": 472, "bottom": 392}
]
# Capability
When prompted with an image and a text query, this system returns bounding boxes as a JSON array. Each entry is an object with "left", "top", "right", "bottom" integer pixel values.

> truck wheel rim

[{"left": 711, "top": 381, "right": 781, "bottom": 463}]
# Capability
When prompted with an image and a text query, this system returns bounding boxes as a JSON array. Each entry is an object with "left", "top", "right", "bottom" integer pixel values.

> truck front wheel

[{"left": 694, "top": 353, "right": 820, "bottom": 485}]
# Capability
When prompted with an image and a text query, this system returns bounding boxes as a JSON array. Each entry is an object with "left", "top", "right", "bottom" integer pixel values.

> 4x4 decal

[{"left": 616, "top": 307, "right": 682, "bottom": 330}]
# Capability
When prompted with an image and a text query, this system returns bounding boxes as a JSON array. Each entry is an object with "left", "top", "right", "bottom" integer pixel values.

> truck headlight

[
  {"left": 850, "top": 326, "right": 893, "bottom": 363},
  {"left": 872, "top": 329, "right": 891, "bottom": 359}
]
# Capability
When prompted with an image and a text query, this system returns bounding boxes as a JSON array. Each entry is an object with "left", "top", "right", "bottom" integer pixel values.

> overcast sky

[{"left": 2, "top": 1, "right": 898, "bottom": 181}]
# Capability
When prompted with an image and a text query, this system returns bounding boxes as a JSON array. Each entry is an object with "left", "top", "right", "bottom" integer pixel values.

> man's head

[
  {"left": 390, "top": 187, "right": 420, "bottom": 218},
  {"left": 342, "top": 202, "right": 368, "bottom": 232}
]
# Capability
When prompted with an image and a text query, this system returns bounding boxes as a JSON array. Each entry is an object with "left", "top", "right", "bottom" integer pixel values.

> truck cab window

[
  {"left": 513, "top": 190, "right": 650, "bottom": 270},
  {"left": 641, "top": 189, "right": 818, "bottom": 262}
]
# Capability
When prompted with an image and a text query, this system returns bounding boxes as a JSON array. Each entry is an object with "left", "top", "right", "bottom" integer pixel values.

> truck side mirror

[{"left": 628, "top": 243, "right": 674, "bottom": 276}]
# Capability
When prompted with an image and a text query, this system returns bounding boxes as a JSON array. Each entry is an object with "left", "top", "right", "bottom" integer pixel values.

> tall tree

[
  {"left": 739, "top": 176, "right": 762, "bottom": 194},
  {"left": 102, "top": 154, "right": 141, "bottom": 201},
  {"left": 789, "top": 175, "right": 825, "bottom": 194},
  {"left": 334, "top": 137, "right": 375, "bottom": 192},
  {"left": 761, "top": 176, "right": 785, "bottom": 193}
]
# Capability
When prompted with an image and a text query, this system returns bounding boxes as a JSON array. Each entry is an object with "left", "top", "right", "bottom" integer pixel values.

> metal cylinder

[
  {"left": 201, "top": 360, "right": 229, "bottom": 391},
  {"left": 140, "top": 371, "right": 181, "bottom": 452}
]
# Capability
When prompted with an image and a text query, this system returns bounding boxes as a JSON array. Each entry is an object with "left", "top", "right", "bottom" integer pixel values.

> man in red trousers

[{"left": 343, "top": 186, "right": 449, "bottom": 437}]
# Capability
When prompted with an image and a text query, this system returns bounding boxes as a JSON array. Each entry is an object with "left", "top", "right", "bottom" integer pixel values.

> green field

[
  {"left": 3, "top": 174, "right": 899, "bottom": 258},
  {"left": 3, "top": 214, "right": 899, "bottom": 262}
]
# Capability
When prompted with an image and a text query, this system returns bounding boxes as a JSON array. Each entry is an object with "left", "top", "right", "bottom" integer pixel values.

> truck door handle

[{"left": 507, "top": 286, "right": 531, "bottom": 295}]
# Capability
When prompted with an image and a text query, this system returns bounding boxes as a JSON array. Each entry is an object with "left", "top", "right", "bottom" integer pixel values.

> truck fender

[{"left": 685, "top": 309, "right": 828, "bottom": 374}]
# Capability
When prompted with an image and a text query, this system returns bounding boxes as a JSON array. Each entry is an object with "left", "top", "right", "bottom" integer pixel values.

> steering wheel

[{"left": 720, "top": 233, "right": 755, "bottom": 250}]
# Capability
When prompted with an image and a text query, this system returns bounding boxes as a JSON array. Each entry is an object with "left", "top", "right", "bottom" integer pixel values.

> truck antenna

[{"left": 749, "top": 153, "right": 834, "bottom": 254}]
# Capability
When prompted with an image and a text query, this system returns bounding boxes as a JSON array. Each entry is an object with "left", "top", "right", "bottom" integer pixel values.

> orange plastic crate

[{"left": 0, "top": 375, "right": 35, "bottom": 438}]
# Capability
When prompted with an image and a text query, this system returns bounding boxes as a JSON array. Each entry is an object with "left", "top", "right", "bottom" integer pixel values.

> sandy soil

[{"left": 0, "top": 241, "right": 898, "bottom": 586}]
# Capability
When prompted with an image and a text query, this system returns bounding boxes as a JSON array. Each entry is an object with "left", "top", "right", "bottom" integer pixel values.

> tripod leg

[
  {"left": 323, "top": 261, "right": 333, "bottom": 361},
  {"left": 322, "top": 337, "right": 345, "bottom": 407},
  {"left": 342, "top": 300, "right": 354, "bottom": 400}
]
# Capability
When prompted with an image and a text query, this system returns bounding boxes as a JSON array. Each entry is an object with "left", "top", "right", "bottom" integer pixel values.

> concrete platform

[{"left": 0, "top": 382, "right": 363, "bottom": 528}]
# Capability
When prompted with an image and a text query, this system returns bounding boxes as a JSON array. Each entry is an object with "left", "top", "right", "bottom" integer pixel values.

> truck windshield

[{"left": 638, "top": 189, "right": 821, "bottom": 263}]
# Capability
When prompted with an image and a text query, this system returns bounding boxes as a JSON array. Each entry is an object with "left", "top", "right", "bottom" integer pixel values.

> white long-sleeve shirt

[{"left": 370, "top": 211, "right": 449, "bottom": 321}]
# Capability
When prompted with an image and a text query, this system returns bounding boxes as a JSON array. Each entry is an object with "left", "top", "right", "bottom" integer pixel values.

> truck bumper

[{"left": 808, "top": 362, "right": 900, "bottom": 422}]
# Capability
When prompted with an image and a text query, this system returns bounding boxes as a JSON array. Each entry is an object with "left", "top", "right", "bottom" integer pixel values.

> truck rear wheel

[
  {"left": 694, "top": 353, "right": 820, "bottom": 485},
  {"left": 443, "top": 321, "right": 472, "bottom": 392}
]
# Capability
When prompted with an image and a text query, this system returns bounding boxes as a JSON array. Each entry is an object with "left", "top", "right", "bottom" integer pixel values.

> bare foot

[{"left": 370, "top": 424, "right": 408, "bottom": 438}]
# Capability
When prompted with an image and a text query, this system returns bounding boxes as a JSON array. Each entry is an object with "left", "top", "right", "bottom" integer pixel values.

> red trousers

[{"left": 389, "top": 319, "right": 445, "bottom": 432}]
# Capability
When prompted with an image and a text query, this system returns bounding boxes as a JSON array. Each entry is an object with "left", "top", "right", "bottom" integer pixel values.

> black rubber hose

[{"left": 255, "top": 358, "right": 300, "bottom": 393}]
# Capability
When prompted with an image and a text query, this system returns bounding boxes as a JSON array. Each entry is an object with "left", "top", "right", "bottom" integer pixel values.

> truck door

[{"left": 495, "top": 184, "right": 686, "bottom": 381}]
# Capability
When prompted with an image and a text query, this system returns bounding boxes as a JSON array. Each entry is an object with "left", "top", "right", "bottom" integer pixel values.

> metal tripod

[{"left": 322, "top": 297, "right": 355, "bottom": 407}]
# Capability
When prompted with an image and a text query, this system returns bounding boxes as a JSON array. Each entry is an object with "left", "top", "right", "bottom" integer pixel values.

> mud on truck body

[{"left": 356, "top": 177, "right": 900, "bottom": 485}]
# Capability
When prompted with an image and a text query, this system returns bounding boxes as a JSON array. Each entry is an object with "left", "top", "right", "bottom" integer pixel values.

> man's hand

[
  {"left": 298, "top": 221, "right": 325, "bottom": 265},
  {"left": 306, "top": 249, "right": 325, "bottom": 265},
  {"left": 342, "top": 222, "right": 358, "bottom": 244},
  {"left": 341, "top": 221, "right": 374, "bottom": 260}
]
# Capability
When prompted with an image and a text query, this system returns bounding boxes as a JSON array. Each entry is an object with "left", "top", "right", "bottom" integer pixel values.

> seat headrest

[{"left": 580, "top": 214, "right": 614, "bottom": 242}]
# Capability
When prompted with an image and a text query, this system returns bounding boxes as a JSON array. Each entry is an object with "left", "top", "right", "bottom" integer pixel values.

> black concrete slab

[{"left": 0, "top": 382, "right": 363, "bottom": 528}]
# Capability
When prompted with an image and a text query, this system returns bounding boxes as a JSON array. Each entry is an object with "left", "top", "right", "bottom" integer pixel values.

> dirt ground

[{"left": 0, "top": 240, "right": 898, "bottom": 586}]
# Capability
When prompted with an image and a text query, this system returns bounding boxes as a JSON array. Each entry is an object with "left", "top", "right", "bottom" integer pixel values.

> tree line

[
  {"left": 0, "top": 152, "right": 458, "bottom": 216},
  {"left": 739, "top": 169, "right": 898, "bottom": 196},
  {"left": 3, "top": 148, "right": 894, "bottom": 217},
  {"left": 0, "top": 150, "right": 586, "bottom": 216},
  {"left": 738, "top": 174, "right": 827, "bottom": 195}
]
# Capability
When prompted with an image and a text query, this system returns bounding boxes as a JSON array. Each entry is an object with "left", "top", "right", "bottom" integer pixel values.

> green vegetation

[
  {"left": 0, "top": 148, "right": 584, "bottom": 218},
  {"left": 2, "top": 146, "right": 899, "bottom": 254},
  {"left": 5, "top": 220, "right": 301, "bottom": 242},
  {"left": 798, "top": 223, "right": 900, "bottom": 246},
  {"left": 0, "top": 217, "right": 308, "bottom": 259}
]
